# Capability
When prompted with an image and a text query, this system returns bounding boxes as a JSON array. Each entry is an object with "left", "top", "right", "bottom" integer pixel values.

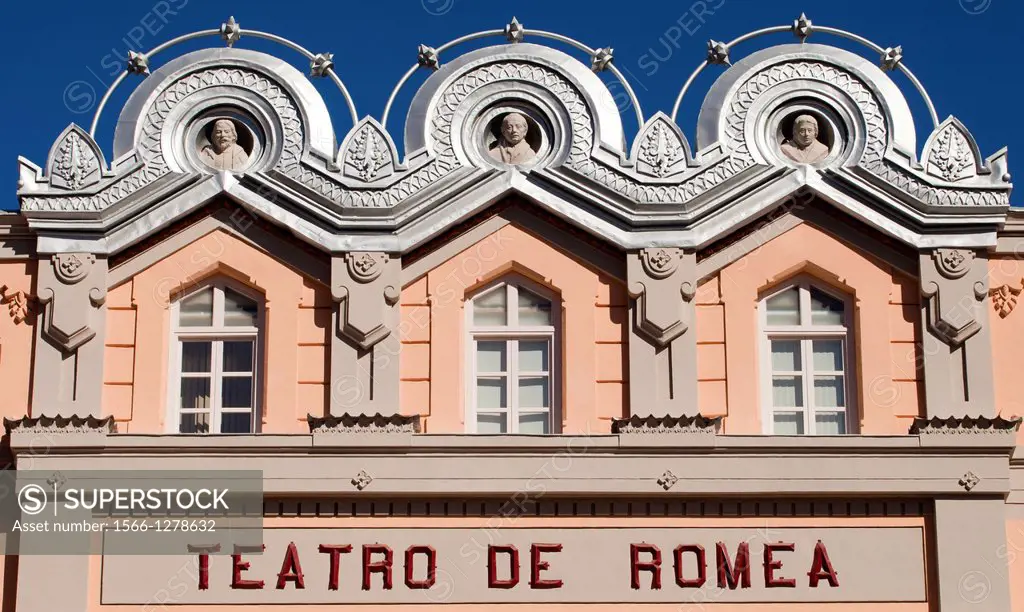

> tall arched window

[
  {"left": 759, "top": 280, "right": 855, "bottom": 435},
  {"left": 466, "top": 278, "right": 560, "bottom": 434},
  {"left": 168, "top": 280, "right": 263, "bottom": 434}
]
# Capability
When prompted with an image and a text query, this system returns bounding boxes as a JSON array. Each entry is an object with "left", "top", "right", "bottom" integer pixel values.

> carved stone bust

[
  {"left": 780, "top": 114, "right": 830, "bottom": 164},
  {"left": 488, "top": 112, "right": 537, "bottom": 165},
  {"left": 199, "top": 119, "right": 250, "bottom": 171}
]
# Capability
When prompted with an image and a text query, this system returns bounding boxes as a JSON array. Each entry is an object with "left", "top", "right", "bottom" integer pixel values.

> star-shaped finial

[
  {"left": 310, "top": 53, "right": 334, "bottom": 78},
  {"left": 792, "top": 13, "right": 813, "bottom": 42},
  {"left": 126, "top": 51, "right": 150, "bottom": 75},
  {"left": 221, "top": 16, "right": 242, "bottom": 47},
  {"left": 591, "top": 47, "right": 614, "bottom": 72},
  {"left": 706, "top": 40, "right": 730, "bottom": 65},
  {"left": 504, "top": 17, "right": 525, "bottom": 43},
  {"left": 880, "top": 45, "right": 903, "bottom": 72},
  {"left": 417, "top": 44, "right": 439, "bottom": 71}
]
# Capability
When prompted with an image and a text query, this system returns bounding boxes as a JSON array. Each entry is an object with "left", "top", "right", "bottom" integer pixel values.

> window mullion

[
  {"left": 802, "top": 337, "right": 814, "bottom": 434},
  {"left": 211, "top": 340, "right": 224, "bottom": 434},
  {"left": 507, "top": 284, "right": 517, "bottom": 327},
  {"left": 508, "top": 338, "right": 518, "bottom": 433}
]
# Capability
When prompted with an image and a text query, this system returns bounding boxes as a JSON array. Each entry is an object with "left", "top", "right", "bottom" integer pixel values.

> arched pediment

[{"left": 14, "top": 17, "right": 1013, "bottom": 258}]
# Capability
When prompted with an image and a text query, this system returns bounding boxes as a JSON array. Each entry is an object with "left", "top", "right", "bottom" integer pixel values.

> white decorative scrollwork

[
  {"left": 632, "top": 113, "right": 689, "bottom": 179},
  {"left": 23, "top": 67, "right": 303, "bottom": 213},
  {"left": 289, "top": 61, "right": 595, "bottom": 208},
  {"left": 46, "top": 125, "right": 103, "bottom": 191},
  {"left": 340, "top": 118, "right": 396, "bottom": 182},
  {"left": 924, "top": 118, "right": 979, "bottom": 183}
]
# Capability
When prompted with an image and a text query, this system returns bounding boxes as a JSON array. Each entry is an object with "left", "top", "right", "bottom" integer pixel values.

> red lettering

[
  {"left": 231, "top": 545, "right": 266, "bottom": 590},
  {"left": 188, "top": 544, "right": 220, "bottom": 591},
  {"left": 362, "top": 544, "right": 394, "bottom": 590},
  {"left": 529, "top": 543, "right": 563, "bottom": 589},
  {"left": 488, "top": 545, "right": 520, "bottom": 589},
  {"left": 196, "top": 553, "right": 210, "bottom": 590},
  {"left": 318, "top": 544, "right": 353, "bottom": 591},
  {"left": 808, "top": 540, "right": 840, "bottom": 588},
  {"left": 405, "top": 545, "right": 437, "bottom": 589},
  {"left": 630, "top": 543, "right": 662, "bottom": 589},
  {"left": 715, "top": 542, "right": 751, "bottom": 590},
  {"left": 276, "top": 542, "right": 305, "bottom": 590},
  {"left": 674, "top": 544, "right": 707, "bottom": 588},
  {"left": 763, "top": 542, "right": 796, "bottom": 588}
]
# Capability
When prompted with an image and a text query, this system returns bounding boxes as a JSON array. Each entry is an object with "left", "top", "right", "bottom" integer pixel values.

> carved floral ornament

[
  {"left": 990, "top": 282, "right": 1023, "bottom": 318},
  {"left": 0, "top": 286, "right": 36, "bottom": 325}
]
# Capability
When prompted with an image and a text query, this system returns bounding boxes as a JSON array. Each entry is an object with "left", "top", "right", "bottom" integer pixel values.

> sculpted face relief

[
  {"left": 488, "top": 112, "right": 537, "bottom": 165},
  {"left": 780, "top": 114, "right": 830, "bottom": 164},
  {"left": 200, "top": 119, "right": 251, "bottom": 171}
]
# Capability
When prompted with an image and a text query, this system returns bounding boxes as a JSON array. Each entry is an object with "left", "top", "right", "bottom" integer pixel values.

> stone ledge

[
  {"left": 307, "top": 413, "right": 421, "bottom": 433},
  {"left": 3, "top": 414, "right": 115, "bottom": 435},
  {"left": 612, "top": 414, "right": 721, "bottom": 448},
  {"left": 910, "top": 415, "right": 1021, "bottom": 449}
]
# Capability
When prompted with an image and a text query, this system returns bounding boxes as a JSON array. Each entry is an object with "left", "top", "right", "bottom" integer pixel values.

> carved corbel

[
  {"left": 37, "top": 253, "right": 107, "bottom": 352},
  {"left": 627, "top": 248, "right": 696, "bottom": 346},
  {"left": 332, "top": 252, "right": 400, "bottom": 349},
  {"left": 920, "top": 248, "right": 986, "bottom": 346}
]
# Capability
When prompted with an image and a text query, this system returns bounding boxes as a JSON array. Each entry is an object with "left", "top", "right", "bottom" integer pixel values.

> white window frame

[
  {"left": 464, "top": 276, "right": 561, "bottom": 434},
  {"left": 758, "top": 278, "right": 857, "bottom": 435},
  {"left": 166, "top": 280, "right": 264, "bottom": 434}
]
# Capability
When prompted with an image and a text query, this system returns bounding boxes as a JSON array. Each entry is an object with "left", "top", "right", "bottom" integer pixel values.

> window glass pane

[
  {"left": 773, "top": 411, "right": 805, "bottom": 435},
  {"left": 518, "top": 288, "right": 552, "bottom": 325},
  {"left": 771, "top": 375, "right": 803, "bottom": 407},
  {"left": 222, "top": 377, "right": 253, "bottom": 408},
  {"left": 813, "top": 376, "right": 845, "bottom": 408},
  {"left": 812, "top": 339, "right": 844, "bottom": 372},
  {"left": 518, "top": 377, "right": 550, "bottom": 408},
  {"left": 473, "top": 288, "right": 507, "bottom": 326},
  {"left": 770, "top": 340, "right": 801, "bottom": 372},
  {"left": 181, "top": 342, "right": 212, "bottom": 373},
  {"left": 476, "top": 341, "right": 506, "bottom": 373},
  {"left": 477, "top": 412, "right": 507, "bottom": 434},
  {"left": 765, "top": 288, "right": 799, "bottom": 325},
  {"left": 221, "top": 412, "right": 253, "bottom": 434},
  {"left": 180, "top": 378, "right": 210, "bottom": 409},
  {"left": 815, "top": 411, "right": 846, "bottom": 435},
  {"left": 810, "top": 288, "right": 845, "bottom": 325},
  {"left": 519, "top": 412, "right": 550, "bottom": 434},
  {"left": 223, "top": 341, "right": 254, "bottom": 373},
  {"left": 179, "top": 289, "right": 213, "bottom": 327},
  {"left": 476, "top": 378, "right": 506, "bottom": 409},
  {"left": 518, "top": 341, "right": 549, "bottom": 372},
  {"left": 179, "top": 412, "right": 210, "bottom": 434},
  {"left": 224, "top": 289, "right": 258, "bottom": 327}
]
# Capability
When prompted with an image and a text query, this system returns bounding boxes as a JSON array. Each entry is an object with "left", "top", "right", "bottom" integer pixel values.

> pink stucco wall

[
  {"left": 700, "top": 222, "right": 923, "bottom": 434},
  {"left": 102, "top": 228, "right": 331, "bottom": 433},
  {"left": 0, "top": 261, "right": 36, "bottom": 422},
  {"left": 989, "top": 257, "right": 1024, "bottom": 444},
  {"left": 400, "top": 221, "right": 628, "bottom": 434}
]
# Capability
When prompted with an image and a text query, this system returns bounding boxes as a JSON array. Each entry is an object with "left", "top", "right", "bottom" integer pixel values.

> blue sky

[{"left": 1, "top": 0, "right": 1019, "bottom": 209}]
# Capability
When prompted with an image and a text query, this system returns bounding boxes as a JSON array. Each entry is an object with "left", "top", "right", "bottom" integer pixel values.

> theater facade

[{"left": 2, "top": 13, "right": 1024, "bottom": 611}]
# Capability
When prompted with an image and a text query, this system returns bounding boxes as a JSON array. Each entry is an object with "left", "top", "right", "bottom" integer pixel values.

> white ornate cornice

[{"left": 14, "top": 35, "right": 1012, "bottom": 258}]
